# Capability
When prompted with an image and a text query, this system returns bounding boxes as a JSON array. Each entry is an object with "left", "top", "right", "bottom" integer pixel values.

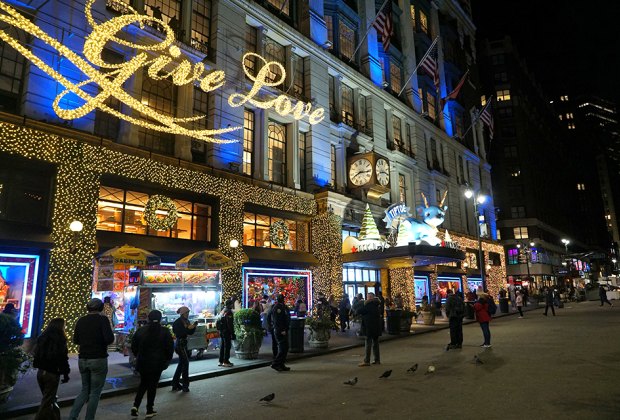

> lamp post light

[
  {"left": 561, "top": 238, "right": 571, "bottom": 281},
  {"left": 464, "top": 188, "right": 488, "bottom": 287},
  {"left": 516, "top": 241, "right": 535, "bottom": 285}
]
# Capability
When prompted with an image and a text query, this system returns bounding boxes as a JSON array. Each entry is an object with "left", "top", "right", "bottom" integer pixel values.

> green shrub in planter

[{"left": 233, "top": 309, "right": 264, "bottom": 359}]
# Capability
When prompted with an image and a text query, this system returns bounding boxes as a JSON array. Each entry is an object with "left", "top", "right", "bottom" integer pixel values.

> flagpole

[
  {"left": 348, "top": 0, "right": 390, "bottom": 63},
  {"left": 461, "top": 95, "right": 493, "bottom": 140},
  {"left": 398, "top": 36, "right": 439, "bottom": 97}
]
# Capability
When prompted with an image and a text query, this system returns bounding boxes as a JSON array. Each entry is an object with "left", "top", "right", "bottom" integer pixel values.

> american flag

[
  {"left": 419, "top": 42, "right": 439, "bottom": 89},
  {"left": 479, "top": 102, "right": 494, "bottom": 139},
  {"left": 372, "top": 1, "right": 393, "bottom": 52}
]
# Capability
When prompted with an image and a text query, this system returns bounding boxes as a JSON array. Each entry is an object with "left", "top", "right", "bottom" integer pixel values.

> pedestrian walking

[
  {"left": 69, "top": 298, "right": 115, "bottom": 420},
  {"left": 473, "top": 296, "right": 492, "bottom": 347},
  {"left": 216, "top": 300, "right": 235, "bottom": 367},
  {"left": 328, "top": 294, "right": 338, "bottom": 331},
  {"left": 543, "top": 287, "right": 556, "bottom": 316},
  {"left": 516, "top": 291, "right": 524, "bottom": 318},
  {"left": 445, "top": 289, "right": 464, "bottom": 350},
  {"left": 171, "top": 306, "right": 197, "bottom": 392},
  {"left": 130, "top": 310, "right": 174, "bottom": 418},
  {"left": 599, "top": 285, "right": 613, "bottom": 307},
  {"left": 357, "top": 292, "right": 382, "bottom": 366},
  {"left": 338, "top": 294, "right": 351, "bottom": 332},
  {"left": 33, "top": 318, "right": 70, "bottom": 420},
  {"left": 270, "top": 294, "right": 291, "bottom": 371}
]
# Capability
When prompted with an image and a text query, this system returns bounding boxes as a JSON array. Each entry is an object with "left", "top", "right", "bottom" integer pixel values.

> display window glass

[
  {"left": 414, "top": 276, "right": 429, "bottom": 303},
  {"left": 0, "top": 253, "right": 40, "bottom": 338},
  {"left": 466, "top": 278, "right": 483, "bottom": 294},
  {"left": 242, "top": 212, "right": 310, "bottom": 251},
  {"left": 437, "top": 277, "right": 462, "bottom": 301},
  {"left": 243, "top": 267, "right": 311, "bottom": 309}
]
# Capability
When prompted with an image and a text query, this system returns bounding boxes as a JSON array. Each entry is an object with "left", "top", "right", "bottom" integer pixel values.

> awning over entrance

[{"left": 342, "top": 243, "right": 465, "bottom": 269}]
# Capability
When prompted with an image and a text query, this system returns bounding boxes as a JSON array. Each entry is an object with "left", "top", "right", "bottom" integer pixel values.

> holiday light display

[{"left": 0, "top": 0, "right": 325, "bottom": 144}]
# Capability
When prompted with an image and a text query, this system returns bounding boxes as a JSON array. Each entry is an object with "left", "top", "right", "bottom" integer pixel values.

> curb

[{"left": 2, "top": 303, "right": 545, "bottom": 417}]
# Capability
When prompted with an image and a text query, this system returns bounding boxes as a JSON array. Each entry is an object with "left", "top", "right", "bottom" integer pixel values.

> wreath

[
  {"left": 144, "top": 195, "right": 178, "bottom": 231},
  {"left": 269, "top": 220, "right": 290, "bottom": 248}
]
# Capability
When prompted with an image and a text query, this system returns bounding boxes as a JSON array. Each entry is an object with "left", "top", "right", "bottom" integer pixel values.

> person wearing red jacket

[{"left": 473, "top": 296, "right": 492, "bottom": 348}]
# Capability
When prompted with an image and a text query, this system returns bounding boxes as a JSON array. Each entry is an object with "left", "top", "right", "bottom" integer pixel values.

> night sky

[{"left": 472, "top": 1, "right": 620, "bottom": 105}]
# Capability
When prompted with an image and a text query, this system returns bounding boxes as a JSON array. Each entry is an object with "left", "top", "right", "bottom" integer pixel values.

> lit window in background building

[
  {"left": 243, "top": 110, "right": 254, "bottom": 176},
  {"left": 561, "top": 95, "right": 569, "bottom": 101},
  {"left": 481, "top": 95, "right": 487, "bottom": 106},
  {"left": 390, "top": 61, "right": 402, "bottom": 93},
  {"left": 190, "top": 0, "right": 212, "bottom": 54},
  {"left": 410, "top": 5, "right": 416, "bottom": 28},
  {"left": 268, "top": 120, "right": 287, "bottom": 185},
  {"left": 419, "top": 10, "right": 428, "bottom": 34},
  {"left": 145, "top": 0, "right": 181, "bottom": 32},
  {"left": 96, "top": 186, "right": 212, "bottom": 241},
  {"left": 427, "top": 91, "right": 436, "bottom": 120},
  {"left": 341, "top": 84, "right": 354, "bottom": 125},
  {"left": 399, "top": 174, "right": 407, "bottom": 204},
  {"left": 513, "top": 227, "right": 529, "bottom": 239},
  {"left": 342, "top": 229, "right": 359, "bottom": 242},
  {"left": 507, "top": 248, "right": 518, "bottom": 264},
  {"left": 496, "top": 89, "right": 511, "bottom": 101},
  {"left": 244, "top": 25, "right": 258, "bottom": 77},
  {"left": 339, "top": 20, "right": 355, "bottom": 60},
  {"left": 243, "top": 212, "right": 309, "bottom": 251},
  {"left": 577, "top": 183, "right": 585, "bottom": 190},
  {"left": 568, "top": 122, "right": 575, "bottom": 129},
  {"left": 138, "top": 70, "right": 176, "bottom": 155}
]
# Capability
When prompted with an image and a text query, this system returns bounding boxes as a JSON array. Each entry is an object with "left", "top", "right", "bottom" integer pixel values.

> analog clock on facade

[
  {"left": 349, "top": 158, "right": 373, "bottom": 186},
  {"left": 375, "top": 158, "right": 390, "bottom": 186}
]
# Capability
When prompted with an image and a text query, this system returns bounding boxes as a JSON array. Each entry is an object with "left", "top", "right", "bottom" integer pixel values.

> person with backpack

[
  {"left": 216, "top": 300, "right": 235, "bottom": 367},
  {"left": 445, "top": 289, "right": 465, "bottom": 350},
  {"left": 33, "top": 318, "right": 70, "bottom": 420},
  {"left": 270, "top": 294, "right": 291, "bottom": 372},
  {"left": 130, "top": 310, "right": 174, "bottom": 418},
  {"left": 473, "top": 296, "right": 492, "bottom": 348}
]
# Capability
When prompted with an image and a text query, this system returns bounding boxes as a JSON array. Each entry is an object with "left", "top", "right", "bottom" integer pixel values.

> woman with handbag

[
  {"left": 33, "top": 318, "right": 70, "bottom": 420},
  {"left": 130, "top": 310, "right": 174, "bottom": 418}
]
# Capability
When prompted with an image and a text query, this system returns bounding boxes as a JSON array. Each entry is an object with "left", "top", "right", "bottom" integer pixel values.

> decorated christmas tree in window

[{"left": 358, "top": 204, "right": 381, "bottom": 241}]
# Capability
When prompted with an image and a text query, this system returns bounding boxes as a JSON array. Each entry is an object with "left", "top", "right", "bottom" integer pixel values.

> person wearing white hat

[{"left": 171, "top": 306, "right": 197, "bottom": 392}]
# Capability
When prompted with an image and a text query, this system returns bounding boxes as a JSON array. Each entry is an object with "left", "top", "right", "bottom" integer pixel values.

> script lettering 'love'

[{"left": 0, "top": 0, "right": 325, "bottom": 143}]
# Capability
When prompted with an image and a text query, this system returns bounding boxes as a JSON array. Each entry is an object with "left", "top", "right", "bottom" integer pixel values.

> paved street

[{"left": 10, "top": 301, "right": 620, "bottom": 420}]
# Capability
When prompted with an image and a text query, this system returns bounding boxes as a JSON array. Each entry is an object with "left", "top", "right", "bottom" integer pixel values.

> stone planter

[
  {"left": 233, "top": 327, "right": 264, "bottom": 360},
  {"left": 421, "top": 311, "right": 436, "bottom": 325},
  {"left": 0, "top": 369, "right": 17, "bottom": 404},
  {"left": 308, "top": 327, "right": 330, "bottom": 348}
]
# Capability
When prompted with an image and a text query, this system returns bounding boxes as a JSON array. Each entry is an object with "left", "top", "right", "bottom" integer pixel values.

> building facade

[{"left": 0, "top": 0, "right": 503, "bottom": 340}]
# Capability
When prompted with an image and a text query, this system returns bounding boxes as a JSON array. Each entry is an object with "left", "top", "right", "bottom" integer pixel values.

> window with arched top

[
  {"left": 268, "top": 121, "right": 287, "bottom": 185},
  {"left": 264, "top": 39, "right": 286, "bottom": 90}
]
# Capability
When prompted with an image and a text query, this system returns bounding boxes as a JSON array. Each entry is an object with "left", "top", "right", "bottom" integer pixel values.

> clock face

[
  {"left": 376, "top": 158, "right": 390, "bottom": 186},
  {"left": 349, "top": 158, "right": 373, "bottom": 186}
]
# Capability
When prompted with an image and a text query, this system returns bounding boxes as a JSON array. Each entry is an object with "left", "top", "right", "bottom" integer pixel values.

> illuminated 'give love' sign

[{"left": 0, "top": 0, "right": 325, "bottom": 143}]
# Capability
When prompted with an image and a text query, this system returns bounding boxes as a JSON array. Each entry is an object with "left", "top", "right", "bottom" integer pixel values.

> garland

[
  {"left": 269, "top": 220, "right": 290, "bottom": 248},
  {"left": 144, "top": 195, "right": 178, "bottom": 231}
]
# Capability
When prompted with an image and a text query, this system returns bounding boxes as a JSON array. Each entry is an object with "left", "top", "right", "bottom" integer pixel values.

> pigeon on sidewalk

[
  {"left": 259, "top": 393, "right": 275, "bottom": 403},
  {"left": 343, "top": 377, "right": 358, "bottom": 386},
  {"left": 425, "top": 365, "right": 435, "bottom": 375},
  {"left": 379, "top": 370, "right": 392, "bottom": 379},
  {"left": 407, "top": 363, "right": 418, "bottom": 373},
  {"left": 473, "top": 355, "right": 484, "bottom": 365}
]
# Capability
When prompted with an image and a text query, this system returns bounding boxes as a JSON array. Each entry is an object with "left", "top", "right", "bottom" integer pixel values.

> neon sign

[{"left": 0, "top": 0, "right": 325, "bottom": 143}]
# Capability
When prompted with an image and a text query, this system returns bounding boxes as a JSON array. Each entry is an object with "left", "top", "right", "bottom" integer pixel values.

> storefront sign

[{"left": 0, "top": 0, "right": 325, "bottom": 144}]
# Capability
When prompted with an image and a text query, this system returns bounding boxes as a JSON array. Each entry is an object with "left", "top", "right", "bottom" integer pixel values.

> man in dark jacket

[
  {"left": 69, "top": 298, "right": 115, "bottom": 420},
  {"left": 217, "top": 300, "right": 236, "bottom": 367},
  {"left": 543, "top": 287, "right": 556, "bottom": 316},
  {"left": 357, "top": 293, "right": 382, "bottom": 366},
  {"left": 271, "top": 294, "right": 290, "bottom": 372},
  {"left": 445, "top": 289, "right": 465, "bottom": 350},
  {"left": 172, "top": 306, "right": 197, "bottom": 392},
  {"left": 130, "top": 310, "right": 173, "bottom": 417}
]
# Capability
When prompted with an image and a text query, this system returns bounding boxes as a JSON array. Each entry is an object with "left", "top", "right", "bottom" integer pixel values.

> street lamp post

[
  {"left": 561, "top": 238, "right": 571, "bottom": 283},
  {"left": 465, "top": 189, "right": 487, "bottom": 287}
]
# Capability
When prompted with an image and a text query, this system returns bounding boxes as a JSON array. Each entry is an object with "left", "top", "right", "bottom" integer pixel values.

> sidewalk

[{"left": 0, "top": 302, "right": 542, "bottom": 417}]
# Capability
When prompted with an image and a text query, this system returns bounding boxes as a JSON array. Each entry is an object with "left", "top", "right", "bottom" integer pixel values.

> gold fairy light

[{"left": 0, "top": 0, "right": 325, "bottom": 145}]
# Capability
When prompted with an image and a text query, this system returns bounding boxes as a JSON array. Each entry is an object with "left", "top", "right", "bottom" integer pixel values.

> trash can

[
  {"left": 289, "top": 318, "right": 305, "bottom": 353},
  {"left": 499, "top": 297, "right": 509, "bottom": 313},
  {"left": 465, "top": 302, "right": 475, "bottom": 319},
  {"left": 386, "top": 310, "right": 402, "bottom": 335}
]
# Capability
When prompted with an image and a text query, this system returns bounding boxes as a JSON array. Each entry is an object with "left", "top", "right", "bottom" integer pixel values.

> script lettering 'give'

[{"left": 0, "top": 0, "right": 325, "bottom": 143}]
